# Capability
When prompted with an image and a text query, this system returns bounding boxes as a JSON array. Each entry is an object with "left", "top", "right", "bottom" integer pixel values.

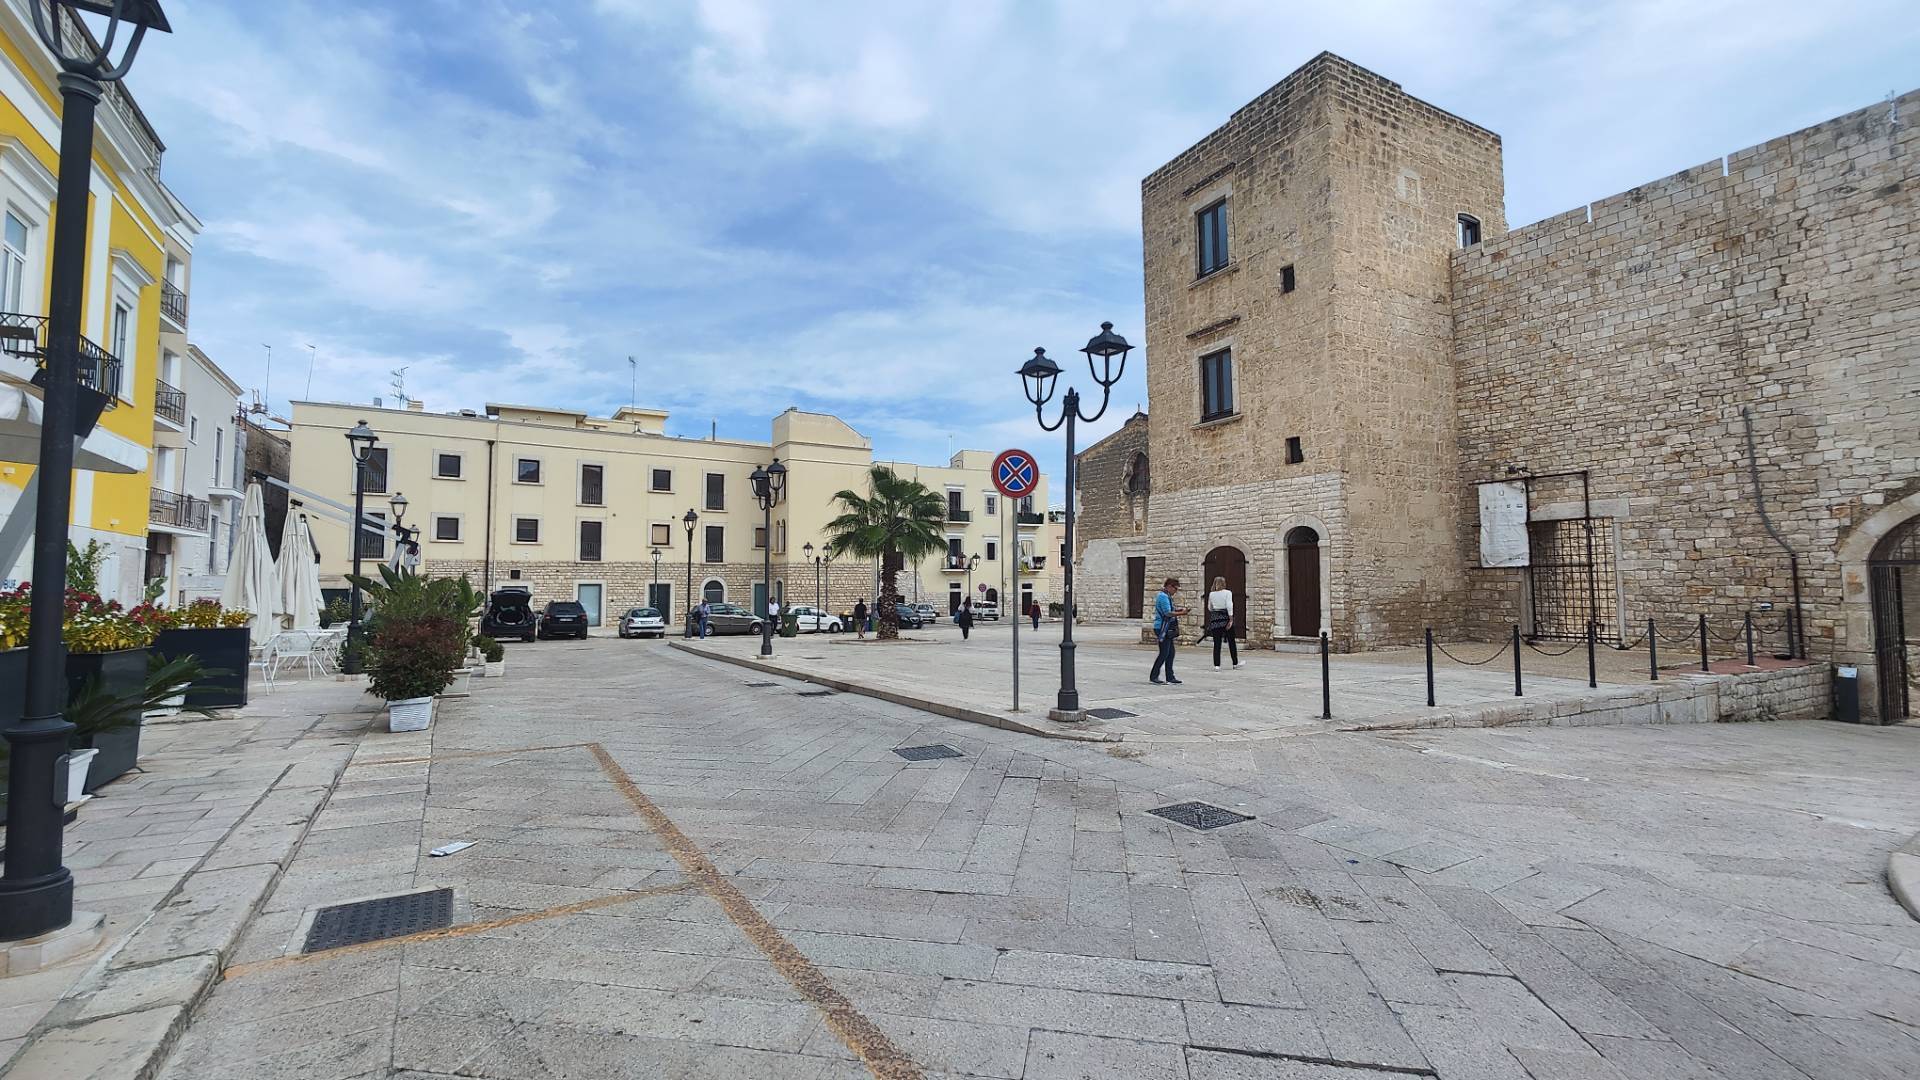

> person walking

[
  {"left": 1149, "top": 577, "right": 1187, "bottom": 685},
  {"left": 956, "top": 598, "right": 974, "bottom": 640},
  {"left": 853, "top": 598, "right": 869, "bottom": 640},
  {"left": 1028, "top": 600, "right": 1041, "bottom": 631},
  {"left": 767, "top": 596, "right": 781, "bottom": 637},
  {"left": 1206, "top": 576, "right": 1240, "bottom": 669},
  {"left": 696, "top": 598, "right": 711, "bottom": 639}
]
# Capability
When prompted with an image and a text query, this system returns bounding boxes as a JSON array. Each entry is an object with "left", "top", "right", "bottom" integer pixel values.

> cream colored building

[{"left": 286, "top": 400, "right": 1054, "bottom": 629}]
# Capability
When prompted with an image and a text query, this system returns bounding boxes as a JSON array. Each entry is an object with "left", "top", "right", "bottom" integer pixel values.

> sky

[{"left": 119, "top": 0, "right": 1919, "bottom": 494}]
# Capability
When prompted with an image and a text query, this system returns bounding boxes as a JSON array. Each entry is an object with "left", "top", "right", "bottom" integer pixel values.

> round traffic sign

[{"left": 992, "top": 449, "right": 1039, "bottom": 498}]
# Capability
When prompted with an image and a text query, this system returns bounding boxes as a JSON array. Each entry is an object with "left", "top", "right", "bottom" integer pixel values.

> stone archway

[
  {"left": 1838, "top": 491, "right": 1920, "bottom": 721},
  {"left": 1869, "top": 517, "right": 1919, "bottom": 722},
  {"left": 1202, "top": 545, "right": 1249, "bottom": 639},
  {"left": 1284, "top": 527, "right": 1322, "bottom": 636}
]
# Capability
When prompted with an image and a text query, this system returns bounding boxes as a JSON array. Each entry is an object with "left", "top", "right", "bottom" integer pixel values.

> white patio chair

[
  {"left": 248, "top": 635, "right": 279, "bottom": 694},
  {"left": 269, "top": 630, "right": 323, "bottom": 680}
]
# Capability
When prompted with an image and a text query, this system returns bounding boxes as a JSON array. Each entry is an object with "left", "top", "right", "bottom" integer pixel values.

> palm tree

[{"left": 825, "top": 467, "right": 947, "bottom": 640}]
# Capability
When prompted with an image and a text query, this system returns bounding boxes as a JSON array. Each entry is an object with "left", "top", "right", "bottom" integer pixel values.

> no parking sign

[{"left": 992, "top": 449, "right": 1038, "bottom": 499}]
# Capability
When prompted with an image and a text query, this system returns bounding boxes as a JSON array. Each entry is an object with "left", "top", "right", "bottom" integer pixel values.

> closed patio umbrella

[
  {"left": 221, "top": 481, "right": 279, "bottom": 643},
  {"left": 276, "top": 510, "right": 321, "bottom": 629}
]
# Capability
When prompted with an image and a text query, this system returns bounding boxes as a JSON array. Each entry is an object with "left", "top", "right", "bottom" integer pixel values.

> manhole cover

[
  {"left": 744, "top": 681, "right": 778, "bottom": 688},
  {"left": 1087, "top": 707, "right": 1137, "bottom": 720},
  {"left": 893, "top": 744, "right": 964, "bottom": 761},
  {"left": 1148, "top": 801, "right": 1254, "bottom": 831},
  {"left": 303, "top": 888, "right": 454, "bottom": 953},
  {"left": 796, "top": 689, "right": 836, "bottom": 697}
]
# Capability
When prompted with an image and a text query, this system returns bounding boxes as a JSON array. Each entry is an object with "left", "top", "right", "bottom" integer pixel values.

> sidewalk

[{"left": 1, "top": 675, "right": 376, "bottom": 1077}]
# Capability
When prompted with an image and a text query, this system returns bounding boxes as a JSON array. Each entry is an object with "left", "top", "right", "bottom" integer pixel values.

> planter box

[
  {"left": 388, "top": 695, "right": 433, "bottom": 732},
  {"left": 441, "top": 669, "right": 473, "bottom": 698},
  {"left": 67, "top": 648, "right": 148, "bottom": 792},
  {"left": 152, "top": 627, "right": 251, "bottom": 709},
  {"left": 483, "top": 659, "right": 504, "bottom": 678}
]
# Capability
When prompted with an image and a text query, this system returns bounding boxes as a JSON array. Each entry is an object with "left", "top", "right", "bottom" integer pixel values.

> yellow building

[
  {"left": 286, "top": 400, "right": 1056, "bottom": 630},
  {"left": 0, "top": 3, "right": 200, "bottom": 605}
]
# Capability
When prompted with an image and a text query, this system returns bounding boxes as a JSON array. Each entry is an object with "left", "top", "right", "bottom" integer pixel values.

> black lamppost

[
  {"left": 965, "top": 552, "right": 980, "bottom": 605},
  {"left": 803, "top": 542, "right": 836, "bottom": 615},
  {"left": 388, "top": 491, "right": 415, "bottom": 573},
  {"left": 341, "top": 421, "right": 378, "bottom": 673},
  {"left": 681, "top": 509, "right": 698, "bottom": 637},
  {"left": 2, "top": 0, "right": 171, "bottom": 943},
  {"left": 1018, "top": 321, "right": 1130, "bottom": 722},
  {"left": 649, "top": 546, "right": 661, "bottom": 610},
  {"left": 748, "top": 459, "right": 786, "bottom": 657}
]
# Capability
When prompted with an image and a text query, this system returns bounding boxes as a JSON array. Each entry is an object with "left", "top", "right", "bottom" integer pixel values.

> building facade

[
  {"left": 1074, "top": 411, "right": 1151, "bottom": 621},
  {"left": 153, "top": 345, "right": 244, "bottom": 605},
  {"left": 1109, "top": 53, "right": 1917, "bottom": 717},
  {"left": 285, "top": 401, "right": 1054, "bottom": 630},
  {"left": 0, "top": 0, "right": 201, "bottom": 606}
]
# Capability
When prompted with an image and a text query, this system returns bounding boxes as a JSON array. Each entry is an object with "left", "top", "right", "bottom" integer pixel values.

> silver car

[
  {"left": 910, "top": 603, "right": 942, "bottom": 625},
  {"left": 618, "top": 607, "right": 667, "bottom": 639}
]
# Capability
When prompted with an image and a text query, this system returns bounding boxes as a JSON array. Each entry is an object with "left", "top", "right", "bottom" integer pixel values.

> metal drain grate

[
  {"left": 743, "top": 681, "right": 778, "bottom": 688},
  {"left": 1087, "top": 707, "right": 1138, "bottom": 720},
  {"left": 893, "top": 744, "right": 964, "bottom": 761},
  {"left": 303, "top": 888, "right": 454, "bottom": 953},
  {"left": 1148, "top": 801, "right": 1254, "bottom": 831},
  {"left": 796, "top": 689, "right": 836, "bottom": 697}
]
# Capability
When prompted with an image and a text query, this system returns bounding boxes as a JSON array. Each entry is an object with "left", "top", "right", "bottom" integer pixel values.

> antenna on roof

[{"left": 389, "top": 367, "right": 409, "bottom": 408}]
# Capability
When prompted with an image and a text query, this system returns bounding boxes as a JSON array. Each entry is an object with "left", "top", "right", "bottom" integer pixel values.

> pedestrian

[
  {"left": 1150, "top": 577, "right": 1187, "bottom": 685},
  {"left": 956, "top": 598, "right": 974, "bottom": 640},
  {"left": 1206, "top": 575, "right": 1240, "bottom": 669},
  {"left": 767, "top": 597, "right": 781, "bottom": 636},
  {"left": 696, "top": 599, "right": 711, "bottom": 639},
  {"left": 853, "top": 598, "right": 868, "bottom": 640},
  {"left": 1029, "top": 599, "right": 1041, "bottom": 631}
]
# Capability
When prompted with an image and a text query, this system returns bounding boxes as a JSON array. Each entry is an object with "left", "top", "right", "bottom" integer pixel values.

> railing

[
  {"left": 944, "top": 556, "right": 970, "bottom": 570},
  {"left": 1016, "top": 511, "right": 1044, "bottom": 525},
  {"left": 0, "top": 312, "right": 123, "bottom": 405},
  {"left": 946, "top": 507, "right": 972, "bottom": 523},
  {"left": 154, "top": 378, "right": 185, "bottom": 425},
  {"left": 149, "top": 489, "right": 209, "bottom": 532},
  {"left": 160, "top": 281, "right": 187, "bottom": 327}
]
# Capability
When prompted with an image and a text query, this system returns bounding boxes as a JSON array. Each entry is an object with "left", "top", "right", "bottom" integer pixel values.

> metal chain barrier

[
  {"left": 1522, "top": 637, "right": 1585, "bottom": 657},
  {"left": 1432, "top": 637, "right": 1514, "bottom": 666}
]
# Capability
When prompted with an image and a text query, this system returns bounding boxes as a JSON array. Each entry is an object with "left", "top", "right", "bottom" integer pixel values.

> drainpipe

[
  {"left": 1741, "top": 407, "right": 1806, "bottom": 658},
  {"left": 483, "top": 438, "right": 497, "bottom": 594}
]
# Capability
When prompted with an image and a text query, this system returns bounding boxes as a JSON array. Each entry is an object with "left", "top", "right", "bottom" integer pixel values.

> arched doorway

[
  {"left": 1201, "top": 546, "right": 1248, "bottom": 639},
  {"left": 1285, "top": 527, "right": 1321, "bottom": 636},
  {"left": 1870, "top": 517, "right": 1919, "bottom": 721}
]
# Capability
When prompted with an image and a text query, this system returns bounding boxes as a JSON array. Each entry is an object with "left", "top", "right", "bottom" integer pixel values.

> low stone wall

[{"left": 1352, "top": 663, "right": 1832, "bottom": 731}]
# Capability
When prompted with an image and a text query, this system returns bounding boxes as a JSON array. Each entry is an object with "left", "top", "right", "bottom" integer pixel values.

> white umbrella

[
  {"left": 221, "top": 481, "right": 279, "bottom": 643},
  {"left": 276, "top": 510, "right": 321, "bottom": 629}
]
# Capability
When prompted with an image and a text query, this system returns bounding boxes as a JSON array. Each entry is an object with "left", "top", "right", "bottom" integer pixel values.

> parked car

[
  {"left": 538, "top": 601, "right": 591, "bottom": 640},
  {"left": 619, "top": 607, "right": 667, "bottom": 639},
  {"left": 481, "top": 587, "right": 538, "bottom": 642},
  {"left": 975, "top": 600, "right": 999, "bottom": 620},
  {"left": 890, "top": 602, "right": 925, "bottom": 630},
  {"left": 910, "top": 603, "right": 942, "bottom": 625},
  {"left": 788, "top": 605, "right": 842, "bottom": 633},
  {"left": 702, "top": 602, "right": 764, "bottom": 636}
]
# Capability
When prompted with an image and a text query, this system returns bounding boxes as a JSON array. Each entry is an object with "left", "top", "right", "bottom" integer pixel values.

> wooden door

[
  {"left": 1126, "top": 557, "right": 1146, "bottom": 619},
  {"left": 1201, "top": 546, "right": 1248, "bottom": 639},
  {"left": 1286, "top": 528, "right": 1320, "bottom": 636}
]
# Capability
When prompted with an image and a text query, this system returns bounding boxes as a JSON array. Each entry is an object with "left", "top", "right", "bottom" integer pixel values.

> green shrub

[
  {"left": 365, "top": 614, "right": 464, "bottom": 701},
  {"left": 475, "top": 635, "right": 503, "bottom": 663}
]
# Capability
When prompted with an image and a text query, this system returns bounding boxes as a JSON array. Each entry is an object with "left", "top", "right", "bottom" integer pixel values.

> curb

[
  {"left": 670, "top": 641, "right": 1116, "bottom": 743},
  {"left": 1891, "top": 833, "right": 1920, "bottom": 922}
]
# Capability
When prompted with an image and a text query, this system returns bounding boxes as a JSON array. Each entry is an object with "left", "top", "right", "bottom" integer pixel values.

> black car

[
  {"left": 481, "top": 587, "right": 537, "bottom": 642},
  {"left": 888, "top": 600, "right": 925, "bottom": 630},
  {"left": 538, "top": 601, "right": 591, "bottom": 640}
]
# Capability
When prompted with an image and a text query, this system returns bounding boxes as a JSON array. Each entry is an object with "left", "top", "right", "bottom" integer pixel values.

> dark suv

[
  {"left": 481, "top": 587, "right": 537, "bottom": 642},
  {"left": 538, "top": 601, "right": 591, "bottom": 640}
]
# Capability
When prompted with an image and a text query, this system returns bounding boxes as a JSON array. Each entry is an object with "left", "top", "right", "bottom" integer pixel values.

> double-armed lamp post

[
  {"left": 341, "top": 421, "right": 378, "bottom": 673},
  {"left": 803, "top": 541, "right": 836, "bottom": 614},
  {"left": 2, "top": 0, "right": 172, "bottom": 943},
  {"left": 748, "top": 460, "right": 787, "bottom": 656},
  {"left": 1017, "top": 322, "right": 1131, "bottom": 723}
]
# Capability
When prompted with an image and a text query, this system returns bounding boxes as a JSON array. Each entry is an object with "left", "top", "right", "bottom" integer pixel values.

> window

[
  {"left": 985, "top": 493, "right": 998, "bottom": 516},
  {"left": 703, "top": 579, "right": 726, "bottom": 604},
  {"left": 435, "top": 452, "right": 462, "bottom": 479},
  {"left": 0, "top": 212, "right": 27, "bottom": 312},
  {"left": 433, "top": 515, "right": 461, "bottom": 542},
  {"left": 947, "top": 490, "right": 964, "bottom": 518},
  {"left": 208, "top": 513, "right": 219, "bottom": 571},
  {"left": 985, "top": 539, "right": 998, "bottom": 561},
  {"left": 704, "top": 472, "right": 725, "bottom": 511},
  {"left": 361, "top": 447, "right": 389, "bottom": 494},
  {"left": 579, "top": 463, "right": 605, "bottom": 506},
  {"left": 1200, "top": 348, "right": 1235, "bottom": 421},
  {"left": 514, "top": 517, "right": 540, "bottom": 544},
  {"left": 704, "top": 525, "right": 725, "bottom": 563},
  {"left": 359, "top": 511, "right": 387, "bottom": 560},
  {"left": 515, "top": 457, "right": 542, "bottom": 484},
  {"left": 110, "top": 301, "right": 129, "bottom": 363},
  {"left": 579, "top": 520, "right": 603, "bottom": 562},
  {"left": 1458, "top": 214, "right": 1482, "bottom": 247},
  {"left": 1286, "top": 437, "right": 1304, "bottom": 464},
  {"left": 212, "top": 429, "right": 222, "bottom": 486},
  {"left": 1280, "top": 264, "right": 1296, "bottom": 293},
  {"left": 753, "top": 526, "right": 768, "bottom": 550},
  {"left": 650, "top": 467, "right": 672, "bottom": 492},
  {"left": 1019, "top": 495, "right": 1035, "bottom": 515},
  {"left": 650, "top": 523, "right": 671, "bottom": 547},
  {"left": 188, "top": 416, "right": 198, "bottom": 443},
  {"left": 1196, "top": 198, "right": 1230, "bottom": 277}
]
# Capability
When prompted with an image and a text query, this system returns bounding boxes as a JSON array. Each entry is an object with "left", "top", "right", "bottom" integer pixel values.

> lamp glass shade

[
  {"left": 345, "top": 420, "right": 377, "bottom": 463},
  {"left": 1018, "top": 348, "right": 1060, "bottom": 406},
  {"left": 388, "top": 493, "right": 408, "bottom": 519},
  {"left": 63, "top": 0, "right": 173, "bottom": 33}
]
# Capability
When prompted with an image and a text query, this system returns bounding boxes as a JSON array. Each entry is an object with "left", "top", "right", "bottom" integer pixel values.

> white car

[
  {"left": 618, "top": 607, "right": 667, "bottom": 638},
  {"left": 788, "top": 605, "right": 844, "bottom": 633},
  {"left": 975, "top": 601, "right": 999, "bottom": 620},
  {"left": 911, "top": 603, "right": 942, "bottom": 625}
]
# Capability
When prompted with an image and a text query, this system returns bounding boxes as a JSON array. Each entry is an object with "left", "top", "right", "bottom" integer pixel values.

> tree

[{"left": 824, "top": 467, "right": 946, "bottom": 640}]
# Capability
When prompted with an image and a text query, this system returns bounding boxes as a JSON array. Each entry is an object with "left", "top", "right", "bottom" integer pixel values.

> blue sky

[{"left": 124, "top": 0, "right": 1919, "bottom": 485}]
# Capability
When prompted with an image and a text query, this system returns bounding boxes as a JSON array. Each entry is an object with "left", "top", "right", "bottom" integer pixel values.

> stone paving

[{"left": 141, "top": 638, "right": 1920, "bottom": 1080}]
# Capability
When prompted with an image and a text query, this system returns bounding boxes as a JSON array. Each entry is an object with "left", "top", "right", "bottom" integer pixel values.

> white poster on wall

[{"left": 1478, "top": 481, "right": 1530, "bottom": 567}]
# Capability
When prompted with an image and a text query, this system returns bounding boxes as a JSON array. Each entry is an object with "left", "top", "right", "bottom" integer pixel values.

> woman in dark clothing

[
  {"left": 1028, "top": 600, "right": 1041, "bottom": 631},
  {"left": 853, "top": 599, "right": 869, "bottom": 640},
  {"left": 956, "top": 598, "right": 974, "bottom": 640}
]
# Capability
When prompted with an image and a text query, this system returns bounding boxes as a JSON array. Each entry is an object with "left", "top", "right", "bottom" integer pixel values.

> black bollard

[
  {"left": 1699, "top": 614, "right": 1709, "bottom": 673},
  {"left": 1512, "top": 624, "right": 1522, "bottom": 697},
  {"left": 1320, "top": 631, "right": 1331, "bottom": 720},
  {"left": 1586, "top": 621, "right": 1597, "bottom": 688},
  {"left": 1648, "top": 617, "right": 1658, "bottom": 681},
  {"left": 1425, "top": 628, "right": 1435, "bottom": 707},
  {"left": 1745, "top": 611, "right": 1756, "bottom": 668}
]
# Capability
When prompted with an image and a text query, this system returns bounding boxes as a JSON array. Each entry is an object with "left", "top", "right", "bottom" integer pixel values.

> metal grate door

[{"left": 1527, "top": 517, "right": 1619, "bottom": 642}]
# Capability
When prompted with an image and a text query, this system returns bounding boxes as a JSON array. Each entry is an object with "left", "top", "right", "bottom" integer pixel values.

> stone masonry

[{"left": 1073, "top": 411, "right": 1151, "bottom": 621}]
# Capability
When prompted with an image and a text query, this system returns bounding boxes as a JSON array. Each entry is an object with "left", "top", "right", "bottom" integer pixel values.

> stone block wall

[
  {"left": 1073, "top": 413, "right": 1151, "bottom": 622},
  {"left": 1451, "top": 90, "right": 1920, "bottom": 674}
]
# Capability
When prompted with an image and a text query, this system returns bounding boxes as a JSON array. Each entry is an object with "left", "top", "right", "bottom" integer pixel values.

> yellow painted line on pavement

[
  {"left": 588, "top": 743, "right": 925, "bottom": 1080},
  {"left": 223, "top": 880, "right": 696, "bottom": 980}
]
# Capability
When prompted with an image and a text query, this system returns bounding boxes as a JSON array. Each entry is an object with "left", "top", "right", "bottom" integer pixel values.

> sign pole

[
  {"left": 1009, "top": 505, "right": 1019, "bottom": 711},
  {"left": 991, "top": 448, "right": 1039, "bottom": 714}
]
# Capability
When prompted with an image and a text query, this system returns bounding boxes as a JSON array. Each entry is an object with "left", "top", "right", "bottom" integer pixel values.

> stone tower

[{"left": 1140, "top": 52, "right": 1505, "bottom": 648}]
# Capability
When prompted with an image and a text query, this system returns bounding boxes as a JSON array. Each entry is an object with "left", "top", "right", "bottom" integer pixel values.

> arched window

[
  {"left": 1458, "top": 214, "right": 1482, "bottom": 248},
  {"left": 702, "top": 579, "right": 726, "bottom": 604},
  {"left": 1125, "top": 452, "right": 1150, "bottom": 496}
]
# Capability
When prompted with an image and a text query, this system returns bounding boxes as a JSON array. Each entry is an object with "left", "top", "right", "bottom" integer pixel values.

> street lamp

[
  {"left": 3, "top": 0, "right": 172, "bottom": 944},
  {"left": 649, "top": 546, "right": 661, "bottom": 610},
  {"left": 966, "top": 552, "right": 980, "bottom": 606},
  {"left": 681, "top": 509, "right": 698, "bottom": 637},
  {"left": 1017, "top": 321, "right": 1130, "bottom": 722},
  {"left": 341, "top": 421, "right": 378, "bottom": 673},
  {"left": 748, "top": 459, "right": 786, "bottom": 657},
  {"left": 388, "top": 491, "right": 415, "bottom": 573},
  {"left": 803, "top": 542, "right": 835, "bottom": 616}
]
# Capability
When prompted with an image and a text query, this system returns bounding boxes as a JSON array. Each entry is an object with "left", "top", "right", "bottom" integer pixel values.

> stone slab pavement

[
  {"left": 677, "top": 621, "right": 1799, "bottom": 743},
  {"left": 147, "top": 638, "right": 1920, "bottom": 1080}
]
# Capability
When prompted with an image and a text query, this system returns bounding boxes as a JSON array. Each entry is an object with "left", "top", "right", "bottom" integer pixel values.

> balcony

[
  {"left": 1016, "top": 511, "right": 1044, "bottom": 526},
  {"left": 0, "top": 312, "right": 123, "bottom": 406},
  {"left": 942, "top": 555, "right": 972, "bottom": 572},
  {"left": 160, "top": 282, "right": 188, "bottom": 329},
  {"left": 149, "top": 489, "right": 209, "bottom": 533},
  {"left": 154, "top": 378, "right": 186, "bottom": 427},
  {"left": 1020, "top": 556, "right": 1048, "bottom": 573},
  {"left": 946, "top": 507, "right": 972, "bottom": 523}
]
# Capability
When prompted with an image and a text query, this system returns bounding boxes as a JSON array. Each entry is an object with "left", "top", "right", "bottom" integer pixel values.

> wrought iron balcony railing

[
  {"left": 944, "top": 555, "right": 971, "bottom": 571},
  {"left": 160, "top": 281, "right": 187, "bottom": 327},
  {"left": 0, "top": 312, "right": 123, "bottom": 406},
  {"left": 150, "top": 489, "right": 209, "bottom": 532},
  {"left": 946, "top": 507, "right": 972, "bottom": 523},
  {"left": 1016, "top": 511, "right": 1044, "bottom": 525},
  {"left": 154, "top": 378, "right": 186, "bottom": 425}
]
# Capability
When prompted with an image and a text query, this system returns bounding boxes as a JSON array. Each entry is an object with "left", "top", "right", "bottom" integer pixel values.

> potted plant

[
  {"left": 66, "top": 655, "right": 215, "bottom": 792},
  {"left": 478, "top": 635, "right": 504, "bottom": 677},
  {"left": 364, "top": 613, "right": 462, "bottom": 731},
  {"left": 149, "top": 599, "right": 253, "bottom": 708}
]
